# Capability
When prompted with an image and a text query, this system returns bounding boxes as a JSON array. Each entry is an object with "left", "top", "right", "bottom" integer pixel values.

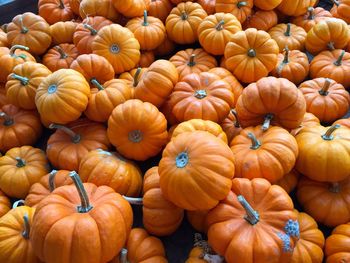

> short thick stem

[
  {"left": 307, "top": 7, "right": 315, "bottom": 20},
  {"left": 49, "top": 124, "right": 81, "bottom": 143},
  {"left": 188, "top": 54, "right": 196, "bottom": 67},
  {"left": 48, "top": 170, "right": 58, "bottom": 192},
  {"left": 215, "top": 20, "right": 225, "bottom": 31},
  {"left": 19, "top": 15, "right": 29, "bottom": 34},
  {"left": 237, "top": 1, "right": 247, "bottom": 8},
  {"left": 247, "top": 49, "right": 256, "bottom": 57},
  {"left": 16, "top": 157, "right": 26, "bottom": 168},
  {"left": 123, "top": 196, "right": 143, "bottom": 205},
  {"left": 322, "top": 124, "right": 340, "bottom": 140},
  {"left": 83, "top": 23, "right": 98, "bottom": 35},
  {"left": 247, "top": 132, "right": 261, "bottom": 150},
  {"left": 262, "top": 114, "right": 273, "bottom": 131},
  {"left": 282, "top": 46, "right": 289, "bottom": 63},
  {"left": 329, "top": 182, "right": 340, "bottom": 193},
  {"left": 327, "top": 42, "right": 335, "bottom": 51},
  {"left": 69, "top": 171, "right": 93, "bottom": 213},
  {"left": 12, "top": 200, "right": 25, "bottom": 208},
  {"left": 319, "top": 78, "right": 331, "bottom": 96},
  {"left": 22, "top": 214, "right": 30, "bottom": 239},
  {"left": 231, "top": 109, "right": 240, "bottom": 128},
  {"left": 10, "top": 45, "right": 29, "bottom": 56},
  {"left": 133, "top": 67, "right": 142, "bottom": 87},
  {"left": 237, "top": 195, "right": 259, "bottom": 225},
  {"left": 181, "top": 11, "right": 188, "bottom": 20},
  {"left": 332, "top": 0, "right": 340, "bottom": 6},
  {"left": 143, "top": 10, "right": 149, "bottom": 26},
  {"left": 55, "top": 46, "right": 68, "bottom": 59},
  {"left": 10, "top": 73, "right": 29, "bottom": 85},
  {"left": 120, "top": 248, "right": 128, "bottom": 263},
  {"left": 284, "top": 23, "right": 291, "bottom": 37},
  {"left": 0, "top": 112, "right": 14, "bottom": 126},
  {"left": 91, "top": 78, "right": 104, "bottom": 90},
  {"left": 58, "top": 0, "right": 65, "bottom": 9},
  {"left": 334, "top": 50, "right": 345, "bottom": 66}
]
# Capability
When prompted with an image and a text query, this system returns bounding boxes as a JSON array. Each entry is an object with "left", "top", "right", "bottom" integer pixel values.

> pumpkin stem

[
  {"left": 307, "top": 7, "right": 315, "bottom": 20},
  {"left": 48, "top": 170, "right": 58, "bottom": 192},
  {"left": 230, "top": 109, "right": 241, "bottom": 128},
  {"left": 22, "top": 213, "right": 30, "bottom": 239},
  {"left": 277, "top": 46, "right": 289, "bottom": 75},
  {"left": 329, "top": 182, "right": 341, "bottom": 193},
  {"left": 194, "top": 89, "right": 207, "bottom": 99},
  {"left": 54, "top": 45, "right": 68, "bottom": 59},
  {"left": 83, "top": 23, "right": 98, "bottom": 36},
  {"left": 143, "top": 10, "right": 149, "bottom": 26},
  {"left": 58, "top": 0, "right": 65, "bottom": 8},
  {"left": 188, "top": 54, "right": 196, "bottom": 67},
  {"left": 123, "top": 196, "right": 143, "bottom": 205},
  {"left": 176, "top": 151, "right": 189, "bottom": 168},
  {"left": 322, "top": 124, "right": 340, "bottom": 140},
  {"left": 262, "top": 114, "right": 273, "bottom": 131},
  {"left": 69, "top": 171, "right": 93, "bottom": 213},
  {"left": 15, "top": 157, "right": 26, "bottom": 168},
  {"left": 237, "top": 1, "right": 247, "bottom": 8},
  {"left": 119, "top": 248, "right": 128, "bottom": 263},
  {"left": 10, "top": 73, "right": 29, "bottom": 85},
  {"left": 215, "top": 20, "right": 225, "bottom": 31},
  {"left": 133, "top": 67, "right": 142, "bottom": 87},
  {"left": 49, "top": 124, "right": 81, "bottom": 143},
  {"left": 9, "top": 45, "right": 29, "bottom": 58},
  {"left": 180, "top": 11, "right": 188, "bottom": 20},
  {"left": 319, "top": 78, "right": 331, "bottom": 96},
  {"left": 128, "top": 130, "right": 143, "bottom": 143},
  {"left": 90, "top": 78, "right": 104, "bottom": 90},
  {"left": 334, "top": 50, "right": 345, "bottom": 66},
  {"left": 12, "top": 200, "right": 25, "bottom": 208},
  {"left": 327, "top": 42, "right": 335, "bottom": 51},
  {"left": 0, "top": 112, "right": 14, "bottom": 126},
  {"left": 332, "top": 0, "right": 340, "bottom": 6},
  {"left": 19, "top": 15, "right": 29, "bottom": 34},
  {"left": 284, "top": 23, "right": 291, "bottom": 37},
  {"left": 237, "top": 195, "right": 260, "bottom": 225},
  {"left": 247, "top": 49, "right": 256, "bottom": 57},
  {"left": 247, "top": 132, "right": 261, "bottom": 150}
]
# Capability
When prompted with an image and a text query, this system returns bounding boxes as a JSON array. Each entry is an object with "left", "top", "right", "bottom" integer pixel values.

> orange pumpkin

[
  {"left": 42, "top": 44, "right": 79, "bottom": 72},
  {"left": 79, "top": 0, "right": 119, "bottom": 22},
  {"left": 47, "top": 119, "right": 110, "bottom": 171},
  {"left": 276, "top": 169, "right": 300, "bottom": 194},
  {"left": 197, "top": 0, "right": 215, "bottom": 14},
  {"left": 254, "top": 0, "right": 282, "bottom": 10},
  {"left": 7, "top": 12, "right": 51, "bottom": 55},
  {"left": 112, "top": 0, "right": 150, "bottom": 18},
  {"left": 149, "top": 0, "right": 173, "bottom": 22},
  {"left": 299, "top": 78, "right": 350, "bottom": 123},
  {"left": 159, "top": 131, "right": 235, "bottom": 210},
  {"left": 325, "top": 223, "right": 350, "bottom": 263},
  {"left": 118, "top": 67, "right": 147, "bottom": 98},
  {"left": 242, "top": 9, "right": 278, "bottom": 31},
  {"left": 198, "top": 12, "right": 242, "bottom": 55},
  {"left": 50, "top": 21, "right": 77, "bottom": 44},
  {"left": 38, "top": 0, "right": 74, "bottom": 25},
  {"left": 215, "top": 0, "right": 253, "bottom": 24},
  {"left": 25, "top": 170, "right": 72, "bottom": 207},
  {"left": 186, "top": 210, "right": 209, "bottom": 233},
  {"left": 333, "top": 117, "right": 350, "bottom": 129},
  {"left": 268, "top": 23, "right": 307, "bottom": 51},
  {"left": 291, "top": 7, "right": 332, "bottom": 32},
  {"left": 165, "top": 2, "right": 207, "bottom": 44},
  {"left": 79, "top": 149, "right": 142, "bottom": 197},
  {"left": 138, "top": 51, "right": 155, "bottom": 68},
  {"left": 290, "top": 112, "right": 320, "bottom": 136},
  {"left": 160, "top": 98, "right": 179, "bottom": 125},
  {"left": 0, "top": 146, "right": 48, "bottom": 198},
  {"left": 0, "top": 86, "right": 8, "bottom": 108},
  {"left": 107, "top": 99, "right": 168, "bottom": 161},
  {"left": 0, "top": 190, "right": 10, "bottom": 217},
  {"left": 220, "top": 109, "right": 242, "bottom": 143},
  {"left": 330, "top": 0, "right": 350, "bottom": 24},
  {"left": 154, "top": 34, "right": 175, "bottom": 56},
  {"left": 169, "top": 48, "right": 217, "bottom": 80},
  {"left": 185, "top": 234, "right": 224, "bottom": 262},
  {"left": 69, "top": 0, "right": 80, "bottom": 15},
  {"left": 224, "top": 28, "right": 279, "bottom": 83},
  {"left": 35, "top": 69, "right": 90, "bottom": 124},
  {"left": 277, "top": 0, "right": 317, "bottom": 16},
  {"left": 235, "top": 76, "right": 306, "bottom": 130},
  {"left": 0, "top": 31, "right": 8, "bottom": 47}
]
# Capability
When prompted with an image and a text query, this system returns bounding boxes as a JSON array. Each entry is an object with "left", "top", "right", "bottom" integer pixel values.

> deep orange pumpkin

[
  {"left": 277, "top": 0, "right": 317, "bottom": 16},
  {"left": 242, "top": 9, "right": 278, "bottom": 31},
  {"left": 215, "top": 0, "right": 253, "bottom": 23},
  {"left": 149, "top": 0, "right": 173, "bottom": 23},
  {"left": 333, "top": 117, "right": 350, "bottom": 129},
  {"left": 38, "top": 0, "right": 74, "bottom": 25},
  {"left": 0, "top": 190, "right": 10, "bottom": 217},
  {"left": 220, "top": 109, "right": 242, "bottom": 143},
  {"left": 290, "top": 112, "right": 320, "bottom": 137},
  {"left": 137, "top": 51, "right": 155, "bottom": 68},
  {"left": 112, "top": 0, "right": 151, "bottom": 18},
  {"left": 325, "top": 223, "right": 350, "bottom": 263},
  {"left": 268, "top": 23, "right": 307, "bottom": 51},
  {"left": 291, "top": 7, "right": 332, "bottom": 32},
  {"left": 79, "top": 0, "right": 119, "bottom": 22},
  {"left": 42, "top": 44, "right": 79, "bottom": 72},
  {"left": 276, "top": 169, "right": 300, "bottom": 194}
]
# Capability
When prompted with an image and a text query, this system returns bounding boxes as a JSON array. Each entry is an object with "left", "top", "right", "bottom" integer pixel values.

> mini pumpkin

[
  {"left": 0, "top": 86, "right": 8, "bottom": 107},
  {"left": 185, "top": 234, "right": 224, "bottom": 262},
  {"left": 197, "top": 0, "right": 215, "bottom": 14},
  {"left": 38, "top": 0, "right": 74, "bottom": 25},
  {"left": 112, "top": 0, "right": 150, "bottom": 18},
  {"left": 242, "top": 9, "right": 278, "bottom": 31},
  {"left": 277, "top": 0, "right": 317, "bottom": 16},
  {"left": 330, "top": 0, "right": 350, "bottom": 24},
  {"left": 154, "top": 34, "right": 175, "bottom": 56},
  {"left": 0, "top": 190, "right": 10, "bottom": 218},
  {"left": 291, "top": 7, "right": 332, "bottom": 32},
  {"left": 215, "top": 0, "right": 253, "bottom": 24},
  {"left": 79, "top": 0, "right": 119, "bottom": 22},
  {"left": 276, "top": 169, "right": 300, "bottom": 194},
  {"left": 50, "top": 21, "right": 77, "bottom": 44},
  {"left": 42, "top": 44, "right": 79, "bottom": 72},
  {"left": 290, "top": 112, "right": 320, "bottom": 136},
  {"left": 138, "top": 51, "right": 155, "bottom": 68},
  {"left": 220, "top": 109, "right": 242, "bottom": 143},
  {"left": 333, "top": 117, "right": 350, "bottom": 129},
  {"left": 118, "top": 67, "right": 147, "bottom": 98},
  {"left": 149, "top": 0, "right": 173, "bottom": 22},
  {"left": 0, "top": 31, "right": 8, "bottom": 47},
  {"left": 268, "top": 23, "right": 307, "bottom": 51},
  {"left": 254, "top": 0, "right": 282, "bottom": 10},
  {"left": 325, "top": 223, "right": 350, "bottom": 262},
  {"left": 69, "top": 0, "right": 80, "bottom": 15},
  {"left": 186, "top": 211, "right": 210, "bottom": 233}
]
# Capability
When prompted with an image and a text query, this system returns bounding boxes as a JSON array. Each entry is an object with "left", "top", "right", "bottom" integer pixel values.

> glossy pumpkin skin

[
  {"left": 277, "top": 0, "right": 317, "bottom": 16},
  {"left": 330, "top": 0, "right": 350, "bottom": 23},
  {"left": 198, "top": 13, "right": 242, "bottom": 55},
  {"left": 291, "top": 7, "right": 332, "bottom": 32},
  {"left": 305, "top": 18, "right": 350, "bottom": 55},
  {"left": 291, "top": 211, "right": 325, "bottom": 263},
  {"left": 0, "top": 205, "right": 39, "bottom": 263},
  {"left": 220, "top": 109, "right": 242, "bottom": 143},
  {"left": 215, "top": 0, "right": 253, "bottom": 24},
  {"left": 7, "top": 12, "right": 51, "bottom": 55},
  {"left": 0, "top": 190, "right": 10, "bottom": 217},
  {"left": 73, "top": 16, "right": 113, "bottom": 54},
  {"left": 299, "top": 78, "right": 350, "bottom": 123},
  {"left": 50, "top": 20, "right": 77, "bottom": 44},
  {"left": 0, "top": 105, "right": 42, "bottom": 153},
  {"left": 310, "top": 49, "right": 350, "bottom": 89},
  {"left": 290, "top": 112, "right": 320, "bottom": 137},
  {"left": 107, "top": 99, "right": 168, "bottom": 161},
  {"left": 92, "top": 24, "right": 140, "bottom": 74},
  {"left": 6, "top": 62, "right": 51, "bottom": 110},
  {"left": 236, "top": 76, "right": 306, "bottom": 130},
  {"left": 38, "top": 0, "right": 74, "bottom": 25},
  {"left": 138, "top": 51, "right": 155, "bottom": 67},
  {"left": 169, "top": 72, "right": 234, "bottom": 123},
  {"left": 112, "top": 0, "right": 150, "bottom": 18},
  {"left": 297, "top": 176, "right": 350, "bottom": 227},
  {"left": 276, "top": 169, "right": 300, "bottom": 194},
  {"left": 149, "top": 0, "right": 173, "bottom": 22},
  {"left": 25, "top": 170, "right": 72, "bottom": 207},
  {"left": 169, "top": 48, "right": 217, "bottom": 80},
  {"left": 242, "top": 9, "right": 278, "bottom": 31},
  {"left": 197, "top": 0, "right": 215, "bottom": 14},
  {"left": 79, "top": 149, "right": 142, "bottom": 197},
  {"left": 135, "top": 60, "right": 178, "bottom": 108},
  {"left": 325, "top": 223, "right": 350, "bottom": 263},
  {"left": 224, "top": 28, "right": 279, "bottom": 83},
  {"left": 159, "top": 131, "right": 235, "bottom": 211},
  {"left": 35, "top": 69, "right": 90, "bottom": 125},
  {"left": 43, "top": 44, "right": 79, "bottom": 72},
  {"left": 207, "top": 178, "right": 298, "bottom": 263},
  {"left": 0, "top": 146, "right": 49, "bottom": 198},
  {"left": 165, "top": 2, "right": 207, "bottom": 44},
  {"left": 143, "top": 166, "right": 184, "bottom": 236},
  {"left": 79, "top": 0, "right": 119, "bottom": 22}
]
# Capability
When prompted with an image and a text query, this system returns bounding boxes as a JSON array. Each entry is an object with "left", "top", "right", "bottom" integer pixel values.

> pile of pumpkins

[{"left": 0, "top": 0, "right": 349, "bottom": 262}]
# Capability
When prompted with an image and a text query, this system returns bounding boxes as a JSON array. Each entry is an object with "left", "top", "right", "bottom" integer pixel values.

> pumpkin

[
  {"left": 79, "top": 149, "right": 142, "bottom": 197},
  {"left": 126, "top": 11, "right": 166, "bottom": 51},
  {"left": 79, "top": 0, "right": 119, "bottom": 22},
  {"left": 0, "top": 86, "right": 8, "bottom": 107},
  {"left": 50, "top": 21, "right": 77, "bottom": 44},
  {"left": 73, "top": 16, "right": 113, "bottom": 54},
  {"left": 69, "top": 0, "right": 80, "bottom": 15},
  {"left": 171, "top": 119, "right": 227, "bottom": 143},
  {"left": 330, "top": 0, "right": 350, "bottom": 24},
  {"left": 290, "top": 112, "right": 320, "bottom": 136},
  {"left": 0, "top": 45, "right": 35, "bottom": 83},
  {"left": 277, "top": 0, "right": 317, "bottom": 16},
  {"left": 268, "top": 23, "right": 307, "bottom": 52},
  {"left": 297, "top": 176, "right": 350, "bottom": 227},
  {"left": 230, "top": 125, "right": 298, "bottom": 183},
  {"left": 207, "top": 178, "right": 299, "bottom": 263},
  {"left": 168, "top": 72, "right": 234, "bottom": 123},
  {"left": 197, "top": 0, "right": 215, "bottom": 14},
  {"left": 35, "top": 69, "right": 90, "bottom": 124},
  {"left": 186, "top": 210, "right": 209, "bottom": 233},
  {"left": 154, "top": 34, "right": 175, "bottom": 56},
  {"left": 42, "top": 44, "right": 79, "bottom": 72},
  {"left": 310, "top": 49, "right": 350, "bottom": 89},
  {"left": 296, "top": 124, "right": 350, "bottom": 182},
  {"left": 149, "top": 0, "right": 173, "bottom": 22},
  {"left": 235, "top": 76, "right": 306, "bottom": 130},
  {"left": 224, "top": 28, "right": 279, "bottom": 83},
  {"left": 185, "top": 234, "right": 224, "bottom": 262},
  {"left": 38, "top": 0, "right": 74, "bottom": 25},
  {"left": 47, "top": 118, "right": 110, "bottom": 171},
  {"left": 159, "top": 131, "right": 235, "bottom": 210},
  {"left": 25, "top": 170, "right": 72, "bottom": 207},
  {"left": 220, "top": 109, "right": 242, "bottom": 143},
  {"left": 0, "top": 204, "right": 39, "bottom": 263},
  {"left": 0, "top": 190, "right": 10, "bottom": 218},
  {"left": 119, "top": 67, "right": 147, "bottom": 98},
  {"left": 138, "top": 51, "right": 155, "bottom": 68},
  {"left": 291, "top": 7, "right": 332, "bottom": 32},
  {"left": 165, "top": 2, "right": 207, "bottom": 44},
  {"left": 112, "top": 0, "right": 150, "bottom": 18},
  {"left": 291, "top": 211, "right": 325, "bottom": 263},
  {"left": 0, "top": 31, "right": 8, "bottom": 47},
  {"left": 325, "top": 223, "right": 350, "bottom": 263},
  {"left": 160, "top": 98, "right": 179, "bottom": 125},
  {"left": 215, "top": 0, "right": 253, "bottom": 24},
  {"left": 0, "top": 146, "right": 48, "bottom": 198},
  {"left": 198, "top": 12, "right": 242, "bottom": 55},
  {"left": 108, "top": 99, "right": 168, "bottom": 161},
  {"left": 270, "top": 47, "right": 309, "bottom": 85},
  {"left": 299, "top": 78, "right": 350, "bottom": 123},
  {"left": 169, "top": 48, "right": 217, "bottom": 80},
  {"left": 276, "top": 169, "right": 300, "bottom": 194},
  {"left": 333, "top": 117, "right": 350, "bottom": 129},
  {"left": 6, "top": 61, "right": 52, "bottom": 110},
  {"left": 305, "top": 18, "right": 350, "bottom": 55},
  {"left": 92, "top": 24, "right": 140, "bottom": 74},
  {"left": 30, "top": 171, "right": 133, "bottom": 263},
  {"left": 254, "top": 0, "right": 282, "bottom": 10},
  {"left": 0, "top": 104, "right": 42, "bottom": 153},
  {"left": 242, "top": 9, "right": 278, "bottom": 31},
  {"left": 6, "top": 12, "right": 51, "bottom": 55}
]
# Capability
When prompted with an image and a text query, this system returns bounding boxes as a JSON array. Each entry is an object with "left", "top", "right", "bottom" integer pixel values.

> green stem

[
  {"left": 332, "top": 0, "right": 340, "bottom": 6},
  {"left": 123, "top": 196, "right": 143, "bottom": 205},
  {"left": 0, "top": 112, "right": 14, "bottom": 126},
  {"left": 322, "top": 124, "right": 340, "bottom": 140},
  {"left": 10, "top": 45, "right": 29, "bottom": 57},
  {"left": 143, "top": 10, "right": 149, "bottom": 26},
  {"left": 334, "top": 50, "right": 345, "bottom": 66},
  {"left": 133, "top": 67, "right": 142, "bottom": 87},
  {"left": 181, "top": 11, "right": 188, "bottom": 20},
  {"left": 19, "top": 15, "right": 28, "bottom": 34},
  {"left": 54, "top": 46, "right": 68, "bottom": 59},
  {"left": 49, "top": 124, "right": 81, "bottom": 143},
  {"left": 12, "top": 200, "right": 25, "bottom": 208},
  {"left": 277, "top": 47, "right": 289, "bottom": 75},
  {"left": 247, "top": 49, "right": 256, "bottom": 57},
  {"left": 284, "top": 23, "right": 291, "bottom": 37},
  {"left": 247, "top": 132, "right": 261, "bottom": 150},
  {"left": 262, "top": 114, "right": 273, "bottom": 131},
  {"left": 194, "top": 89, "right": 207, "bottom": 99},
  {"left": 237, "top": 195, "right": 260, "bottom": 225},
  {"left": 237, "top": 1, "right": 247, "bottom": 8},
  {"left": 188, "top": 54, "right": 196, "bottom": 67},
  {"left": 48, "top": 170, "right": 58, "bottom": 192},
  {"left": 22, "top": 214, "right": 30, "bottom": 239},
  {"left": 329, "top": 182, "right": 340, "bottom": 193},
  {"left": 58, "top": 0, "right": 65, "bottom": 9},
  {"left": 15, "top": 157, "right": 26, "bottom": 168},
  {"left": 10, "top": 73, "right": 29, "bottom": 85},
  {"left": 69, "top": 171, "right": 93, "bottom": 213},
  {"left": 231, "top": 109, "right": 240, "bottom": 128},
  {"left": 91, "top": 78, "right": 104, "bottom": 90},
  {"left": 327, "top": 42, "right": 335, "bottom": 50},
  {"left": 307, "top": 7, "right": 315, "bottom": 20},
  {"left": 83, "top": 23, "right": 97, "bottom": 36},
  {"left": 120, "top": 248, "right": 128, "bottom": 263},
  {"left": 318, "top": 78, "right": 331, "bottom": 96},
  {"left": 215, "top": 20, "right": 225, "bottom": 31}
]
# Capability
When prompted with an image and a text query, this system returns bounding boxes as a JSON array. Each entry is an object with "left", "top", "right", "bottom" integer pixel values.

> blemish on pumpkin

[
  {"left": 277, "top": 232, "right": 292, "bottom": 252},
  {"left": 284, "top": 219, "right": 300, "bottom": 239}
]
